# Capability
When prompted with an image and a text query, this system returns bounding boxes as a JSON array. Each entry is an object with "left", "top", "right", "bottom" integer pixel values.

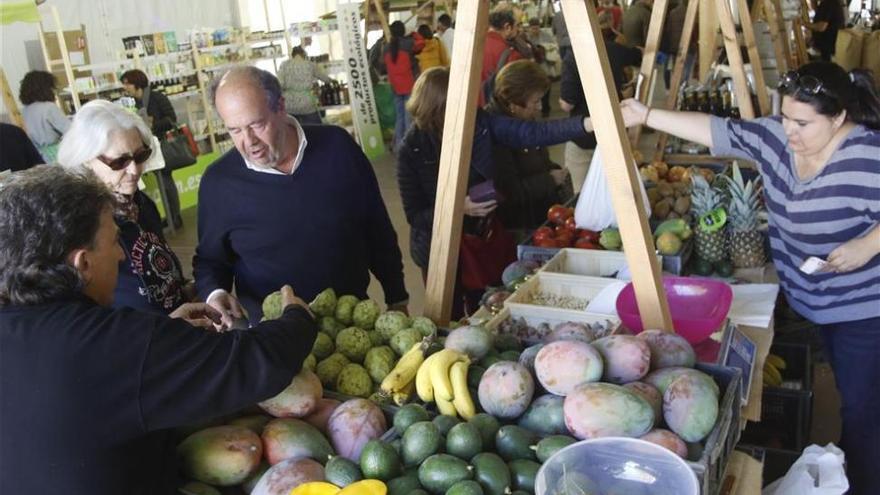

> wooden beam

[
  {"left": 404, "top": 0, "right": 436, "bottom": 25},
  {"left": 562, "top": 0, "right": 673, "bottom": 331},
  {"left": 49, "top": 6, "right": 80, "bottom": 111},
  {"left": 0, "top": 69, "right": 25, "bottom": 129},
  {"left": 736, "top": 0, "right": 771, "bottom": 116},
  {"left": 423, "top": 0, "right": 489, "bottom": 324},
  {"left": 715, "top": 0, "right": 756, "bottom": 118},
  {"left": 373, "top": 0, "right": 392, "bottom": 40},
  {"left": 654, "top": 0, "right": 700, "bottom": 162},
  {"left": 763, "top": 0, "right": 789, "bottom": 74},
  {"left": 698, "top": 0, "right": 718, "bottom": 80},
  {"left": 629, "top": 0, "right": 671, "bottom": 146},
  {"left": 792, "top": 17, "right": 808, "bottom": 67}
]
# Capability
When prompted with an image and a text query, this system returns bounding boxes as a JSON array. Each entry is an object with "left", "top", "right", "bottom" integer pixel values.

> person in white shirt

[
  {"left": 19, "top": 70, "right": 70, "bottom": 163},
  {"left": 437, "top": 14, "right": 455, "bottom": 57}
]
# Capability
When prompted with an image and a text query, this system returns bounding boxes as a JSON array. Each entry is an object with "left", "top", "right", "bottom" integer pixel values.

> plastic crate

[
  {"left": 504, "top": 272, "right": 618, "bottom": 313},
  {"left": 741, "top": 343, "right": 813, "bottom": 451},
  {"left": 541, "top": 248, "right": 661, "bottom": 278},
  {"left": 687, "top": 363, "right": 743, "bottom": 495}
]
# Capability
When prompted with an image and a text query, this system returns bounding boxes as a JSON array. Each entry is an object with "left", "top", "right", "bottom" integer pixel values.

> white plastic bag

[
  {"left": 763, "top": 444, "right": 849, "bottom": 495},
  {"left": 574, "top": 148, "right": 651, "bottom": 231}
]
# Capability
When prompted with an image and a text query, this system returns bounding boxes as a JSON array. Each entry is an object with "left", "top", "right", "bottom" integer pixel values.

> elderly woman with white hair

[{"left": 57, "top": 99, "right": 190, "bottom": 314}]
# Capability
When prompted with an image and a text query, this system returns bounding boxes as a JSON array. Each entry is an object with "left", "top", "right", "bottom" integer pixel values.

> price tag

[{"left": 721, "top": 325, "right": 757, "bottom": 405}]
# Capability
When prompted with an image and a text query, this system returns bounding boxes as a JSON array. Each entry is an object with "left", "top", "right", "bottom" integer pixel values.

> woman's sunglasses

[
  {"left": 778, "top": 71, "right": 826, "bottom": 96},
  {"left": 96, "top": 146, "right": 153, "bottom": 171}
]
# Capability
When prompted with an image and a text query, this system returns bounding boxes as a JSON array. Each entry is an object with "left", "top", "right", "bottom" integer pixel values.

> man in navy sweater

[
  {"left": 0, "top": 166, "right": 318, "bottom": 494},
  {"left": 196, "top": 67, "right": 408, "bottom": 326}
]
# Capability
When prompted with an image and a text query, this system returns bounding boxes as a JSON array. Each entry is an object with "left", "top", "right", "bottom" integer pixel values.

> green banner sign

[{"left": 142, "top": 151, "right": 219, "bottom": 219}]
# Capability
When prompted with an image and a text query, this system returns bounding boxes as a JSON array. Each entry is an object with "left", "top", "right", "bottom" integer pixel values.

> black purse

[{"left": 160, "top": 128, "right": 197, "bottom": 171}]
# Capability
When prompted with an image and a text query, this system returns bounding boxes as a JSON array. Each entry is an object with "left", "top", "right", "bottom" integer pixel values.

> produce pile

[
  {"left": 175, "top": 290, "right": 728, "bottom": 495},
  {"left": 265, "top": 288, "right": 437, "bottom": 403},
  {"left": 530, "top": 204, "right": 621, "bottom": 251}
]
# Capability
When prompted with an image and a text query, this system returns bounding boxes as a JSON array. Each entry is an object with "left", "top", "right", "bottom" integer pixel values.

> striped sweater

[{"left": 710, "top": 116, "right": 880, "bottom": 324}]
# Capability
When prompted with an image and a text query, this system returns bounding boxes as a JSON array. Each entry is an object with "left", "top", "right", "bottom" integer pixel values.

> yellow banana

[
  {"left": 450, "top": 361, "right": 476, "bottom": 420},
  {"left": 392, "top": 379, "right": 415, "bottom": 406},
  {"left": 416, "top": 352, "right": 438, "bottom": 402},
  {"left": 763, "top": 366, "right": 782, "bottom": 387},
  {"left": 380, "top": 341, "right": 425, "bottom": 394},
  {"left": 435, "top": 393, "right": 458, "bottom": 417},
  {"left": 766, "top": 354, "right": 787, "bottom": 371},
  {"left": 429, "top": 349, "right": 467, "bottom": 402}
]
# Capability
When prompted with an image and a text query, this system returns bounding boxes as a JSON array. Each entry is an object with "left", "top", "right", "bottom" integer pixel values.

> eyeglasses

[
  {"left": 778, "top": 71, "right": 826, "bottom": 96},
  {"left": 96, "top": 146, "right": 152, "bottom": 171}
]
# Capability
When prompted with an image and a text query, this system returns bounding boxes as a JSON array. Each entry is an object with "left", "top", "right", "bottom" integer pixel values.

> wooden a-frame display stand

[{"left": 422, "top": 0, "right": 673, "bottom": 331}]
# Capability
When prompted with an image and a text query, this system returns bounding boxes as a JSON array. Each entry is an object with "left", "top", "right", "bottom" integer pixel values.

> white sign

[{"left": 337, "top": 1, "right": 385, "bottom": 159}]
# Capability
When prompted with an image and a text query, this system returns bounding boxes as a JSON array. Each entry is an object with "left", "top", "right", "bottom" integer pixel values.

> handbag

[
  {"left": 159, "top": 126, "right": 197, "bottom": 171},
  {"left": 459, "top": 214, "right": 518, "bottom": 291}
]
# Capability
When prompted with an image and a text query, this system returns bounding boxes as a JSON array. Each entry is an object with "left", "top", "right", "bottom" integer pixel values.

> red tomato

[
  {"left": 555, "top": 230, "right": 575, "bottom": 247},
  {"left": 547, "top": 204, "right": 569, "bottom": 225},
  {"left": 535, "top": 237, "right": 560, "bottom": 248},
  {"left": 564, "top": 216, "right": 578, "bottom": 231},
  {"left": 575, "top": 237, "right": 600, "bottom": 250},
  {"left": 533, "top": 226, "right": 554, "bottom": 242},
  {"left": 577, "top": 229, "right": 601, "bottom": 243}
]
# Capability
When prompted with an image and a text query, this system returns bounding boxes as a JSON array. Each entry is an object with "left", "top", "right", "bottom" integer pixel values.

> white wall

[{"left": 0, "top": 0, "right": 239, "bottom": 119}]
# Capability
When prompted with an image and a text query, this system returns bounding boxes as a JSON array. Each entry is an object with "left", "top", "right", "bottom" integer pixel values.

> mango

[
  {"left": 637, "top": 330, "right": 696, "bottom": 369},
  {"left": 623, "top": 381, "right": 663, "bottom": 425},
  {"left": 258, "top": 369, "right": 322, "bottom": 418},
  {"left": 639, "top": 428, "right": 688, "bottom": 458},
  {"left": 643, "top": 366, "right": 719, "bottom": 396},
  {"left": 251, "top": 457, "right": 325, "bottom": 495},
  {"left": 477, "top": 361, "right": 534, "bottom": 419},
  {"left": 591, "top": 335, "right": 651, "bottom": 384},
  {"left": 544, "top": 322, "right": 595, "bottom": 344},
  {"left": 663, "top": 373, "right": 719, "bottom": 442},
  {"left": 177, "top": 425, "right": 263, "bottom": 486},
  {"left": 261, "top": 418, "right": 335, "bottom": 465},
  {"left": 534, "top": 340, "right": 603, "bottom": 396},
  {"left": 563, "top": 382, "right": 654, "bottom": 440}
]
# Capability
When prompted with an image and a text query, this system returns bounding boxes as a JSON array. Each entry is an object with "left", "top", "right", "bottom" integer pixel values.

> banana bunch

[
  {"left": 380, "top": 340, "right": 428, "bottom": 406},
  {"left": 415, "top": 349, "right": 476, "bottom": 420},
  {"left": 762, "top": 353, "right": 787, "bottom": 388}
]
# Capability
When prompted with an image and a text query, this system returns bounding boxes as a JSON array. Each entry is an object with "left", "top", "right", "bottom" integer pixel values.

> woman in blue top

[
  {"left": 57, "top": 100, "right": 191, "bottom": 315},
  {"left": 620, "top": 61, "right": 880, "bottom": 494}
]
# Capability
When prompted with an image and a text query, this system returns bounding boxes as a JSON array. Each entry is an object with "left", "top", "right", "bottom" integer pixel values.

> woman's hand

[
  {"left": 170, "top": 303, "right": 223, "bottom": 329},
  {"left": 620, "top": 98, "right": 650, "bottom": 128},
  {"left": 464, "top": 196, "right": 497, "bottom": 217},
  {"left": 825, "top": 232, "right": 880, "bottom": 273}
]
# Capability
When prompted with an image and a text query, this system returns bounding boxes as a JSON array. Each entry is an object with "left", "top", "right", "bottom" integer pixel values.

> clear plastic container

[{"left": 535, "top": 437, "right": 699, "bottom": 495}]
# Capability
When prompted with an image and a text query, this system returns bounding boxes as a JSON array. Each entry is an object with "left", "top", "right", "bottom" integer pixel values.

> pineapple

[
  {"left": 724, "top": 164, "right": 766, "bottom": 268},
  {"left": 690, "top": 171, "right": 728, "bottom": 262}
]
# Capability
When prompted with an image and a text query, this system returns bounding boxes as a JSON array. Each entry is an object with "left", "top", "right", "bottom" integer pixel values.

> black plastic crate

[
  {"left": 737, "top": 445, "right": 803, "bottom": 487},
  {"left": 742, "top": 343, "right": 813, "bottom": 451}
]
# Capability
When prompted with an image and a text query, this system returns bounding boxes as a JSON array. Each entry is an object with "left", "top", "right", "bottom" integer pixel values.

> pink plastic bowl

[{"left": 615, "top": 276, "right": 733, "bottom": 343}]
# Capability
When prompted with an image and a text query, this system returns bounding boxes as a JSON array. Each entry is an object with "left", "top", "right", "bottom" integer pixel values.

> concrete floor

[{"left": 165, "top": 79, "right": 840, "bottom": 453}]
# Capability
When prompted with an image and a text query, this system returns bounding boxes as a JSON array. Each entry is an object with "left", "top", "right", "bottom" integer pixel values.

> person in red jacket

[
  {"left": 384, "top": 21, "right": 424, "bottom": 152},
  {"left": 481, "top": 8, "right": 526, "bottom": 107}
]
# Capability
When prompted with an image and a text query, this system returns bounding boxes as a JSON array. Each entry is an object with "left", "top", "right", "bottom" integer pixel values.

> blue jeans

[
  {"left": 820, "top": 317, "right": 880, "bottom": 495},
  {"left": 393, "top": 93, "right": 411, "bottom": 153}
]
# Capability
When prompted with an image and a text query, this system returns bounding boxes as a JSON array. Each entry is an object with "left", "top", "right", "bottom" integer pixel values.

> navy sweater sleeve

[
  {"left": 139, "top": 305, "right": 317, "bottom": 430},
  {"left": 350, "top": 137, "right": 409, "bottom": 305},
  {"left": 482, "top": 110, "right": 586, "bottom": 148}
]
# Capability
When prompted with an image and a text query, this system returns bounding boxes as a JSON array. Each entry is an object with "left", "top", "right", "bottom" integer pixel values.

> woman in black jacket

[
  {"left": 57, "top": 99, "right": 191, "bottom": 315},
  {"left": 398, "top": 67, "right": 595, "bottom": 315},
  {"left": 121, "top": 69, "right": 184, "bottom": 229},
  {"left": 487, "top": 60, "right": 572, "bottom": 238}
]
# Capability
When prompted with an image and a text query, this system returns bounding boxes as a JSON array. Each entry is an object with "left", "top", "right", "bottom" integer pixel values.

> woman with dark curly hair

[{"left": 19, "top": 70, "right": 70, "bottom": 162}]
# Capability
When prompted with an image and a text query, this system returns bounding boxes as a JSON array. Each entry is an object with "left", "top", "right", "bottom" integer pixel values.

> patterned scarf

[{"left": 113, "top": 192, "right": 139, "bottom": 223}]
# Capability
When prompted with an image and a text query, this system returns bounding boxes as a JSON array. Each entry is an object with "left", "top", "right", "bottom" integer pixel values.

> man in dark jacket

[
  {"left": 0, "top": 166, "right": 318, "bottom": 494},
  {"left": 0, "top": 122, "right": 44, "bottom": 171},
  {"left": 121, "top": 69, "right": 185, "bottom": 229},
  {"left": 559, "top": 13, "right": 642, "bottom": 192},
  {"left": 197, "top": 67, "right": 409, "bottom": 326}
]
